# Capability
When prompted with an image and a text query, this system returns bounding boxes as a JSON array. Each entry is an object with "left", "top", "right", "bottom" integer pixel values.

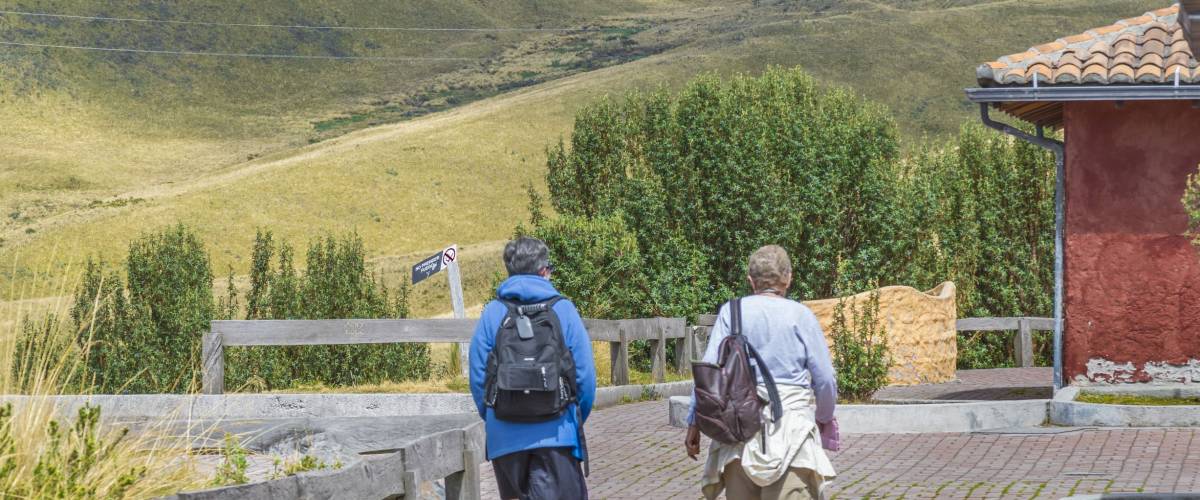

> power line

[
  {"left": 0, "top": 9, "right": 599, "bottom": 32},
  {"left": 0, "top": 40, "right": 479, "bottom": 61}
]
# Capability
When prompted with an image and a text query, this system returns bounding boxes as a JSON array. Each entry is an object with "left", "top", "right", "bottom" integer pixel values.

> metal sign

[{"left": 412, "top": 244, "right": 458, "bottom": 284}]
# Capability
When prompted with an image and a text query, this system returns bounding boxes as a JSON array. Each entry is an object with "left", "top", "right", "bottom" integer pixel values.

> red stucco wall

[{"left": 1064, "top": 101, "right": 1200, "bottom": 383}]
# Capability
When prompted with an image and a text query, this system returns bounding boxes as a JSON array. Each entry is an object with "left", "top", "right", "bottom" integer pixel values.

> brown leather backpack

[{"left": 692, "top": 298, "right": 784, "bottom": 445}]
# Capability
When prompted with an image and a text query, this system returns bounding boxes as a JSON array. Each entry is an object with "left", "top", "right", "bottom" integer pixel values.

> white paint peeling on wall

[
  {"left": 1143, "top": 361, "right": 1193, "bottom": 383},
  {"left": 1080, "top": 358, "right": 1138, "bottom": 384},
  {"left": 1076, "top": 357, "right": 1200, "bottom": 384}
]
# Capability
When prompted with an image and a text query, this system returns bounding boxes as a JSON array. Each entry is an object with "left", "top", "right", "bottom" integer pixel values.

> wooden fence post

[
  {"left": 201, "top": 331, "right": 224, "bottom": 395},
  {"left": 445, "top": 448, "right": 481, "bottom": 500},
  {"left": 610, "top": 329, "right": 629, "bottom": 386},
  {"left": 651, "top": 324, "right": 666, "bottom": 383},
  {"left": 675, "top": 326, "right": 691, "bottom": 373},
  {"left": 692, "top": 326, "right": 710, "bottom": 361},
  {"left": 1016, "top": 319, "right": 1034, "bottom": 368}
]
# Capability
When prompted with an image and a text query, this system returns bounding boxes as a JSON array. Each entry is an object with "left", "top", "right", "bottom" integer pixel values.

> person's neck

[{"left": 754, "top": 288, "right": 785, "bottom": 298}]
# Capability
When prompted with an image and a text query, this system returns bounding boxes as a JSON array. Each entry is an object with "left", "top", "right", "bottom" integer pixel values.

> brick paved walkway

[
  {"left": 874, "top": 367, "right": 1053, "bottom": 402},
  {"left": 479, "top": 396, "right": 1200, "bottom": 498}
]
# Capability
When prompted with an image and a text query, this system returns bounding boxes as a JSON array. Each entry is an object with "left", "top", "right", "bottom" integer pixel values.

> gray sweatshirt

[{"left": 688, "top": 295, "right": 838, "bottom": 425}]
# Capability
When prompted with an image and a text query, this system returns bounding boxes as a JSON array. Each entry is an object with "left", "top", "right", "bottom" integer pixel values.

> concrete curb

[
  {"left": 1063, "top": 495, "right": 1200, "bottom": 499},
  {"left": 1051, "top": 385, "right": 1200, "bottom": 427},
  {"left": 1, "top": 381, "right": 696, "bottom": 423},
  {"left": 667, "top": 396, "right": 1050, "bottom": 433}
]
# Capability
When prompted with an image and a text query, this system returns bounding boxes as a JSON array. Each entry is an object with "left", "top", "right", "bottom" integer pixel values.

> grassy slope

[{"left": 1, "top": 0, "right": 1170, "bottom": 312}]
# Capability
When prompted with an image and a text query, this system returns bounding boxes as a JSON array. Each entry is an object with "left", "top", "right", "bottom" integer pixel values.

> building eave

[{"left": 966, "top": 85, "right": 1200, "bottom": 103}]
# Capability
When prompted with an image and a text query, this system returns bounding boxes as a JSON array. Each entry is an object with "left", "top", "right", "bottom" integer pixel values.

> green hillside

[{"left": 1, "top": 0, "right": 1170, "bottom": 310}]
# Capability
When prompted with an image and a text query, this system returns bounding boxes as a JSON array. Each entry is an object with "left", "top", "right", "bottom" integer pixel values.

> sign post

[{"left": 412, "top": 244, "right": 468, "bottom": 377}]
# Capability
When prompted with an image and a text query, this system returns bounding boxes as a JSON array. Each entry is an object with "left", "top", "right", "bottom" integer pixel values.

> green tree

[{"left": 534, "top": 68, "right": 1057, "bottom": 369}]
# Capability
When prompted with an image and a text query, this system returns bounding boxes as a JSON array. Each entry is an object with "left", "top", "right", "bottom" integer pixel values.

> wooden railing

[
  {"left": 694, "top": 314, "right": 1053, "bottom": 368},
  {"left": 957, "top": 317, "right": 1054, "bottom": 368},
  {"left": 165, "top": 423, "right": 484, "bottom": 500},
  {"left": 202, "top": 317, "right": 688, "bottom": 394},
  {"left": 200, "top": 315, "right": 1056, "bottom": 393}
]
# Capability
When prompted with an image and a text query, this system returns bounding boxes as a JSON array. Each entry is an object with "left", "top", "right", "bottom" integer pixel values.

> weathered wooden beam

[
  {"left": 651, "top": 327, "right": 666, "bottom": 383},
  {"left": 445, "top": 448, "right": 481, "bottom": 500},
  {"left": 610, "top": 330, "right": 630, "bottom": 386},
  {"left": 956, "top": 317, "right": 1021, "bottom": 331},
  {"left": 674, "top": 335, "right": 690, "bottom": 374},
  {"left": 691, "top": 326, "right": 711, "bottom": 361},
  {"left": 213, "top": 318, "right": 685, "bottom": 347},
  {"left": 212, "top": 319, "right": 478, "bottom": 345},
  {"left": 1016, "top": 318, "right": 1035, "bottom": 368},
  {"left": 201, "top": 332, "right": 224, "bottom": 395},
  {"left": 585, "top": 318, "right": 686, "bottom": 342},
  {"left": 956, "top": 317, "right": 1053, "bottom": 332}
]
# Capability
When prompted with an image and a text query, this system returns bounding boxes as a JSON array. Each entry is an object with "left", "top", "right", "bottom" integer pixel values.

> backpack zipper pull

[{"left": 541, "top": 365, "right": 548, "bottom": 390}]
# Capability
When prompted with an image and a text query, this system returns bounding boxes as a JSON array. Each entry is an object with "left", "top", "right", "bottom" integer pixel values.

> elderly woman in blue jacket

[{"left": 469, "top": 237, "right": 597, "bottom": 500}]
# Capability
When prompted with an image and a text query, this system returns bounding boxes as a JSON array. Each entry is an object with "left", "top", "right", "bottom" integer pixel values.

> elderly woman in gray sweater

[{"left": 684, "top": 245, "right": 839, "bottom": 500}]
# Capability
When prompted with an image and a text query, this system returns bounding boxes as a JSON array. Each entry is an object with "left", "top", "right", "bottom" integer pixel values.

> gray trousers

[{"left": 491, "top": 447, "right": 587, "bottom": 500}]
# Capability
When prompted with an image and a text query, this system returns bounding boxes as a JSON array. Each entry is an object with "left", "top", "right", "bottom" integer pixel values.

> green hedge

[
  {"left": 533, "top": 67, "right": 1055, "bottom": 368},
  {"left": 66, "top": 226, "right": 428, "bottom": 394}
]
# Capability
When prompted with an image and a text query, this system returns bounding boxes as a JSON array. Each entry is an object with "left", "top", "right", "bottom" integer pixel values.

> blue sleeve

[
  {"left": 800, "top": 309, "right": 838, "bottom": 423},
  {"left": 555, "top": 300, "right": 596, "bottom": 422},
  {"left": 469, "top": 302, "right": 504, "bottom": 420},
  {"left": 688, "top": 303, "right": 730, "bottom": 425}
]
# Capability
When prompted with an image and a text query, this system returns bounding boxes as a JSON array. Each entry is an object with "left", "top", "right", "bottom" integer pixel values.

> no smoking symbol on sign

[{"left": 442, "top": 247, "right": 457, "bottom": 266}]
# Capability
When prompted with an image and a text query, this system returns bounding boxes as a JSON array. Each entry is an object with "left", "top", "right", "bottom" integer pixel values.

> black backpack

[{"left": 484, "top": 297, "right": 578, "bottom": 423}]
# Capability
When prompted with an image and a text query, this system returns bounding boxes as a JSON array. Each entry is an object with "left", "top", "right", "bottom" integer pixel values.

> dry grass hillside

[{"left": 1, "top": 0, "right": 1169, "bottom": 313}]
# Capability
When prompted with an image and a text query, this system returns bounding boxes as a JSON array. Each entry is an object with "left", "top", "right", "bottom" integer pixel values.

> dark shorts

[{"left": 491, "top": 447, "right": 588, "bottom": 500}]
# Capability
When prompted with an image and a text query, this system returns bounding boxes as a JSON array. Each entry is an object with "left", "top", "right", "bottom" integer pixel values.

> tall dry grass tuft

[{"left": 0, "top": 256, "right": 208, "bottom": 498}]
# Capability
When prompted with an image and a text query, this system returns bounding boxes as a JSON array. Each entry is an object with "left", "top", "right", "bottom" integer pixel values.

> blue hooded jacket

[{"left": 468, "top": 275, "right": 596, "bottom": 461}]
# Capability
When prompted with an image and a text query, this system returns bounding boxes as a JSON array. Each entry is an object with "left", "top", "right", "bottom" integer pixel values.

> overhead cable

[
  {"left": 0, "top": 9, "right": 598, "bottom": 32},
  {"left": 0, "top": 40, "right": 478, "bottom": 61}
]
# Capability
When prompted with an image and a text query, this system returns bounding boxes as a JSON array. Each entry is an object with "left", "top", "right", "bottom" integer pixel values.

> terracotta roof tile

[
  {"left": 976, "top": 4, "right": 1199, "bottom": 87},
  {"left": 1109, "top": 63, "right": 1136, "bottom": 82},
  {"left": 1135, "top": 64, "right": 1164, "bottom": 82},
  {"left": 1061, "top": 33, "right": 1094, "bottom": 44},
  {"left": 1120, "top": 15, "right": 1155, "bottom": 26},
  {"left": 1034, "top": 41, "right": 1067, "bottom": 54},
  {"left": 1091, "top": 24, "right": 1127, "bottom": 36},
  {"left": 1154, "top": 6, "right": 1179, "bottom": 17},
  {"left": 1052, "top": 64, "right": 1082, "bottom": 84}
]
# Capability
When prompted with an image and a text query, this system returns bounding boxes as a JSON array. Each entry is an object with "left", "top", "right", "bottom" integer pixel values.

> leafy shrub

[
  {"left": 829, "top": 291, "right": 890, "bottom": 402},
  {"left": 544, "top": 67, "right": 900, "bottom": 309},
  {"left": 223, "top": 230, "right": 429, "bottom": 390},
  {"left": 894, "top": 126, "right": 1055, "bottom": 368},
  {"left": 62, "top": 225, "right": 428, "bottom": 394},
  {"left": 1183, "top": 165, "right": 1200, "bottom": 246},
  {"left": 0, "top": 403, "right": 197, "bottom": 498},
  {"left": 534, "top": 68, "right": 1056, "bottom": 369},
  {"left": 2, "top": 281, "right": 207, "bottom": 497},
  {"left": 211, "top": 434, "right": 249, "bottom": 487},
  {"left": 269, "top": 454, "right": 341, "bottom": 480},
  {"left": 71, "top": 224, "right": 212, "bottom": 393}
]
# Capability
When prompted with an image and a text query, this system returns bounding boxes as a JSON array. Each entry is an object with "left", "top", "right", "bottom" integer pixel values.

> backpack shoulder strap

[
  {"left": 745, "top": 342, "right": 784, "bottom": 422},
  {"left": 729, "top": 298, "right": 742, "bottom": 337},
  {"left": 732, "top": 297, "right": 784, "bottom": 422}
]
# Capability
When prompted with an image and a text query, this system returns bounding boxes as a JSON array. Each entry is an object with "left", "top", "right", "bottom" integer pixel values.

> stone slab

[{"left": 2, "top": 381, "right": 696, "bottom": 425}]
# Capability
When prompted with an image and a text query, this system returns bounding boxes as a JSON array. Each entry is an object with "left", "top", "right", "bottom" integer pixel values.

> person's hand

[
  {"left": 685, "top": 425, "right": 701, "bottom": 460},
  {"left": 817, "top": 418, "right": 840, "bottom": 452}
]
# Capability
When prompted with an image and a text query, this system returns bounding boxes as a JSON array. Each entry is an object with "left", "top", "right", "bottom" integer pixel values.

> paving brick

[{"left": 475, "top": 369, "right": 1199, "bottom": 499}]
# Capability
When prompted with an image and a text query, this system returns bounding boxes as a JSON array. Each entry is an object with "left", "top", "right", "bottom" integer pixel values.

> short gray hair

[
  {"left": 748, "top": 245, "right": 792, "bottom": 290},
  {"left": 504, "top": 237, "right": 550, "bottom": 276}
]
